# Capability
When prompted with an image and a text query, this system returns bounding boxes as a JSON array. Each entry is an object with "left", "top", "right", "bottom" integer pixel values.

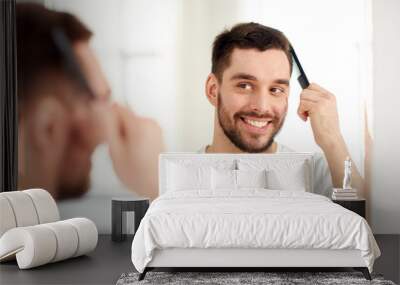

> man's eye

[
  {"left": 237, "top": 83, "right": 252, "bottom": 90},
  {"left": 271, "top": 87, "right": 284, "bottom": 95}
]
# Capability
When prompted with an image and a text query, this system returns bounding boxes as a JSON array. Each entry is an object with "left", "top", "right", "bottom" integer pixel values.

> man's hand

[
  {"left": 297, "top": 83, "right": 343, "bottom": 150},
  {"left": 297, "top": 83, "right": 365, "bottom": 196},
  {"left": 105, "top": 103, "right": 164, "bottom": 201}
]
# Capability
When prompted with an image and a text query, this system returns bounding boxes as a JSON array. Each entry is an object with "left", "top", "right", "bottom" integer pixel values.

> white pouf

[
  {"left": 24, "top": 189, "right": 59, "bottom": 223},
  {"left": 0, "top": 196, "right": 17, "bottom": 237},
  {"left": 0, "top": 218, "right": 98, "bottom": 269},
  {"left": 1, "top": 192, "right": 39, "bottom": 227},
  {"left": 0, "top": 189, "right": 98, "bottom": 269}
]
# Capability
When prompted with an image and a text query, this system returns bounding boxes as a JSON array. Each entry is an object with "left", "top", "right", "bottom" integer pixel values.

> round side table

[{"left": 111, "top": 197, "right": 149, "bottom": 242}]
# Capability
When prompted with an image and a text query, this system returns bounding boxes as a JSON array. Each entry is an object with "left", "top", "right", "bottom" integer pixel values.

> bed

[{"left": 131, "top": 153, "right": 380, "bottom": 281}]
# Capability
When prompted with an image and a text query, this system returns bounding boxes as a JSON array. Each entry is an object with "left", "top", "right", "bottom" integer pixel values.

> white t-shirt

[{"left": 198, "top": 143, "right": 333, "bottom": 197}]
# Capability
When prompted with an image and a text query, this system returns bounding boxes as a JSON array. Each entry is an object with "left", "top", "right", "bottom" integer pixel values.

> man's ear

[
  {"left": 205, "top": 73, "right": 219, "bottom": 107},
  {"left": 29, "top": 96, "right": 69, "bottom": 152}
]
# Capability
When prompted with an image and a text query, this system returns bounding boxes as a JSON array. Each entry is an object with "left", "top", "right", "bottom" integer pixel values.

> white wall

[{"left": 371, "top": 0, "right": 400, "bottom": 234}]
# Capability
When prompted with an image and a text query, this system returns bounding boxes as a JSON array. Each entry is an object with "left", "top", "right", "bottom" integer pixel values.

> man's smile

[{"left": 239, "top": 116, "right": 273, "bottom": 134}]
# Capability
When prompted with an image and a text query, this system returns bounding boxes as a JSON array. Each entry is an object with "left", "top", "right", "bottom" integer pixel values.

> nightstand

[
  {"left": 111, "top": 197, "right": 149, "bottom": 242},
  {"left": 332, "top": 198, "right": 366, "bottom": 218}
]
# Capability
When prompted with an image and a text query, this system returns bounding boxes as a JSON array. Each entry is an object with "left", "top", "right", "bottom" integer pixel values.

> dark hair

[
  {"left": 211, "top": 22, "right": 292, "bottom": 81},
  {"left": 16, "top": 3, "right": 93, "bottom": 109}
]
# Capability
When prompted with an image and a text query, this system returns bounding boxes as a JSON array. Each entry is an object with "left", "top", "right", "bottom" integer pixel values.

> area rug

[{"left": 116, "top": 271, "right": 396, "bottom": 285}]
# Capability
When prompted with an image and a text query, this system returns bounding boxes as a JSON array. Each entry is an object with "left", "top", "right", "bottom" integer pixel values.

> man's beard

[
  {"left": 55, "top": 145, "right": 92, "bottom": 200},
  {"left": 217, "top": 93, "right": 285, "bottom": 153},
  {"left": 56, "top": 175, "right": 90, "bottom": 200}
]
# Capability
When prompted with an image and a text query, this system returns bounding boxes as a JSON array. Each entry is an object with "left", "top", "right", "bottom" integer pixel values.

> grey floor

[
  {"left": 0, "top": 235, "right": 399, "bottom": 285},
  {"left": 374, "top": 234, "right": 400, "bottom": 284}
]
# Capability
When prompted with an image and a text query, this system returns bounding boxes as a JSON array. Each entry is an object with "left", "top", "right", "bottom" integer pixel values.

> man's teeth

[{"left": 245, "top": 119, "right": 269, "bottom": 128}]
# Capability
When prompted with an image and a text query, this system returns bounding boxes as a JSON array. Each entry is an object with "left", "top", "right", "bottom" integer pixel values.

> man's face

[
  {"left": 21, "top": 81, "right": 98, "bottom": 200},
  {"left": 215, "top": 48, "right": 291, "bottom": 152},
  {"left": 57, "top": 42, "right": 112, "bottom": 199},
  {"left": 56, "top": 96, "right": 99, "bottom": 199}
]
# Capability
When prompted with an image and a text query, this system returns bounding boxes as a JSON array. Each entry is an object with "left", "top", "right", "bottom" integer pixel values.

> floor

[
  {"left": 0, "top": 235, "right": 398, "bottom": 285},
  {"left": 374, "top": 234, "right": 400, "bottom": 284}
]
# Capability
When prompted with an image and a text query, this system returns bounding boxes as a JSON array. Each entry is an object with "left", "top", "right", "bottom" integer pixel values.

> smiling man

[{"left": 202, "top": 22, "right": 364, "bottom": 198}]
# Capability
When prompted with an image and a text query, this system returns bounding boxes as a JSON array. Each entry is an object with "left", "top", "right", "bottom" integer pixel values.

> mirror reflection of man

[
  {"left": 202, "top": 22, "right": 364, "bottom": 197},
  {"left": 17, "top": 3, "right": 163, "bottom": 200}
]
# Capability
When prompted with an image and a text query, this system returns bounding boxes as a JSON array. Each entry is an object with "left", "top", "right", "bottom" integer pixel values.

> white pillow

[
  {"left": 236, "top": 169, "right": 267, "bottom": 189},
  {"left": 211, "top": 168, "right": 237, "bottom": 190},
  {"left": 238, "top": 159, "right": 309, "bottom": 191},
  {"left": 167, "top": 163, "right": 212, "bottom": 191},
  {"left": 266, "top": 167, "right": 306, "bottom": 191}
]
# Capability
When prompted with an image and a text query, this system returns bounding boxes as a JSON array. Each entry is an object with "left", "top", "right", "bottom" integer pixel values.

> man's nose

[{"left": 249, "top": 90, "right": 273, "bottom": 114}]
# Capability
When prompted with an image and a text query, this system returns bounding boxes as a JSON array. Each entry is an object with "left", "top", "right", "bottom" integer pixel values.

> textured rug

[{"left": 116, "top": 271, "right": 396, "bottom": 285}]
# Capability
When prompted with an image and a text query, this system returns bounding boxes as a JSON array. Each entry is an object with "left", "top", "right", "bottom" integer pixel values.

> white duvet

[{"left": 131, "top": 190, "right": 380, "bottom": 273}]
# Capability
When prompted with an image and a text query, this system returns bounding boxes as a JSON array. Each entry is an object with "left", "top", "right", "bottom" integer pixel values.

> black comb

[
  {"left": 51, "top": 27, "right": 95, "bottom": 98},
  {"left": 290, "top": 45, "right": 310, "bottom": 89}
]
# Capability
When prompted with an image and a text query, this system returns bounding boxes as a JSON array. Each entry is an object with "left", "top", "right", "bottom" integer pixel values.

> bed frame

[
  {"left": 138, "top": 153, "right": 372, "bottom": 281},
  {"left": 138, "top": 248, "right": 371, "bottom": 280}
]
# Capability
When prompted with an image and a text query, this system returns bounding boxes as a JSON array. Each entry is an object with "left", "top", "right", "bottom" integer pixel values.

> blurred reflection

[{"left": 17, "top": 3, "right": 163, "bottom": 201}]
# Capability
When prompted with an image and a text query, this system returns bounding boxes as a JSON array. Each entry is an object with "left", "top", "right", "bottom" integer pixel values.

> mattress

[{"left": 131, "top": 190, "right": 380, "bottom": 273}]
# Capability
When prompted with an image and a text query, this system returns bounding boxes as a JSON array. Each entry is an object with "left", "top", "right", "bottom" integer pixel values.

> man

[
  {"left": 17, "top": 3, "right": 162, "bottom": 200},
  {"left": 202, "top": 22, "right": 364, "bottom": 197}
]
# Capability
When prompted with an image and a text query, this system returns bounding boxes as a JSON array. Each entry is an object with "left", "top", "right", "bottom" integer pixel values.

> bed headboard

[{"left": 159, "top": 152, "right": 314, "bottom": 195}]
